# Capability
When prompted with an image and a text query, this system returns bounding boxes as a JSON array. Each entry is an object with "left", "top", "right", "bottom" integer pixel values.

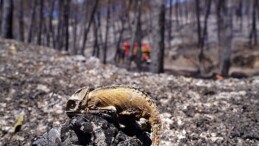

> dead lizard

[{"left": 66, "top": 85, "right": 161, "bottom": 146}]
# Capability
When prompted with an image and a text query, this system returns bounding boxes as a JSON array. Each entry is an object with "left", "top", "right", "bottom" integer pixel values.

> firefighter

[
  {"left": 131, "top": 43, "right": 152, "bottom": 64},
  {"left": 117, "top": 42, "right": 152, "bottom": 65},
  {"left": 141, "top": 44, "right": 151, "bottom": 63},
  {"left": 118, "top": 42, "right": 130, "bottom": 64}
]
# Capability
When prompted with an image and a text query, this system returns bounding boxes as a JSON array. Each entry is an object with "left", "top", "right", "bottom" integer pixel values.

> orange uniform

[{"left": 118, "top": 42, "right": 152, "bottom": 64}]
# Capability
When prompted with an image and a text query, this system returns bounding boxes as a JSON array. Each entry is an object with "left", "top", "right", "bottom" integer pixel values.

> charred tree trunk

[
  {"left": 125, "top": 0, "right": 133, "bottom": 35},
  {"left": 37, "top": 0, "right": 44, "bottom": 45},
  {"left": 127, "top": 0, "right": 142, "bottom": 70},
  {"left": 249, "top": 0, "right": 257, "bottom": 47},
  {"left": 42, "top": 16, "right": 48, "bottom": 46},
  {"left": 56, "top": 0, "right": 64, "bottom": 50},
  {"left": 27, "top": 0, "right": 37, "bottom": 43},
  {"left": 64, "top": 0, "right": 70, "bottom": 52},
  {"left": 111, "top": 3, "right": 117, "bottom": 53},
  {"left": 150, "top": 0, "right": 166, "bottom": 73},
  {"left": 1, "top": 0, "right": 13, "bottom": 39},
  {"left": 168, "top": 0, "right": 173, "bottom": 50},
  {"left": 126, "top": 1, "right": 137, "bottom": 69},
  {"left": 92, "top": 17, "right": 100, "bottom": 58},
  {"left": 114, "top": 17, "right": 125, "bottom": 62},
  {"left": 18, "top": 0, "right": 24, "bottom": 41},
  {"left": 147, "top": 10, "right": 153, "bottom": 43},
  {"left": 81, "top": 0, "right": 99, "bottom": 55},
  {"left": 0, "top": 0, "right": 3, "bottom": 34},
  {"left": 175, "top": 0, "right": 179, "bottom": 27},
  {"left": 135, "top": 0, "right": 143, "bottom": 71},
  {"left": 96, "top": 11, "right": 103, "bottom": 51},
  {"left": 195, "top": 0, "right": 202, "bottom": 47},
  {"left": 198, "top": 0, "right": 212, "bottom": 73},
  {"left": 103, "top": 0, "right": 111, "bottom": 64},
  {"left": 217, "top": 0, "right": 233, "bottom": 76},
  {"left": 201, "top": 0, "right": 212, "bottom": 48},
  {"left": 72, "top": 9, "right": 78, "bottom": 55},
  {"left": 47, "top": 0, "right": 55, "bottom": 47},
  {"left": 237, "top": 0, "right": 243, "bottom": 31},
  {"left": 72, "top": 17, "right": 78, "bottom": 54}
]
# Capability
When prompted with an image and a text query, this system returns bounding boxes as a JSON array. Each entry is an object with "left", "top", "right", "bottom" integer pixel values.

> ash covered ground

[{"left": 0, "top": 39, "right": 259, "bottom": 145}]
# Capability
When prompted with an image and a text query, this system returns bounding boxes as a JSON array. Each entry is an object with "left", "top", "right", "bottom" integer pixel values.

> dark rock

[
  {"left": 32, "top": 128, "right": 62, "bottom": 146},
  {"left": 32, "top": 114, "right": 147, "bottom": 146}
]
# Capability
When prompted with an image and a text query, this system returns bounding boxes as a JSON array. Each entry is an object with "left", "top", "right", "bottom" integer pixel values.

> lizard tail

[{"left": 151, "top": 117, "right": 161, "bottom": 146}]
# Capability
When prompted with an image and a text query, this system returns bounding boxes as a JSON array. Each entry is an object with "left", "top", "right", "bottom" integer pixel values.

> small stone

[{"left": 36, "top": 84, "right": 50, "bottom": 93}]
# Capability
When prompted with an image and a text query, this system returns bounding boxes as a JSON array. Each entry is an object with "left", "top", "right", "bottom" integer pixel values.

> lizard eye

[{"left": 66, "top": 100, "right": 78, "bottom": 111}]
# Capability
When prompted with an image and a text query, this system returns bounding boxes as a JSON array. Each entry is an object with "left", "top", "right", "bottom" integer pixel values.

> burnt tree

[
  {"left": 198, "top": 0, "right": 212, "bottom": 73},
  {"left": 1, "top": 0, "right": 13, "bottom": 39},
  {"left": 96, "top": 11, "right": 103, "bottom": 53},
  {"left": 81, "top": 0, "right": 99, "bottom": 55},
  {"left": 127, "top": 0, "right": 142, "bottom": 70},
  {"left": 27, "top": 0, "right": 37, "bottom": 43},
  {"left": 195, "top": 0, "right": 202, "bottom": 48},
  {"left": 114, "top": 17, "right": 125, "bottom": 62},
  {"left": 46, "top": 0, "right": 55, "bottom": 47},
  {"left": 149, "top": 0, "right": 166, "bottom": 73},
  {"left": 249, "top": 0, "right": 258, "bottom": 47},
  {"left": 0, "top": 0, "right": 3, "bottom": 33},
  {"left": 103, "top": 0, "right": 111, "bottom": 64},
  {"left": 92, "top": 16, "right": 100, "bottom": 58},
  {"left": 56, "top": 0, "right": 64, "bottom": 50},
  {"left": 72, "top": 4, "right": 79, "bottom": 54},
  {"left": 168, "top": 0, "right": 173, "bottom": 50},
  {"left": 63, "top": 0, "right": 70, "bottom": 51},
  {"left": 217, "top": 0, "right": 233, "bottom": 76},
  {"left": 18, "top": 0, "right": 24, "bottom": 41},
  {"left": 37, "top": 0, "right": 44, "bottom": 45},
  {"left": 135, "top": 0, "right": 143, "bottom": 71}
]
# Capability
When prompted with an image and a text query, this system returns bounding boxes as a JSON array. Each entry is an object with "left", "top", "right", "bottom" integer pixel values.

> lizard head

[{"left": 65, "top": 86, "right": 94, "bottom": 117}]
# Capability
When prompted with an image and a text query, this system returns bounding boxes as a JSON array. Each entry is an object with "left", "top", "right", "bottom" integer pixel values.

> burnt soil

[{"left": 0, "top": 39, "right": 259, "bottom": 146}]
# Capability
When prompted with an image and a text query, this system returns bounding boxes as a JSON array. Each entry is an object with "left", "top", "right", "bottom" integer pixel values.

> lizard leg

[
  {"left": 88, "top": 106, "right": 117, "bottom": 114},
  {"left": 136, "top": 118, "right": 150, "bottom": 131},
  {"left": 88, "top": 106, "right": 122, "bottom": 129},
  {"left": 119, "top": 108, "right": 150, "bottom": 131},
  {"left": 97, "top": 106, "right": 117, "bottom": 112},
  {"left": 119, "top": 108, "right": 142, "bottom": 117}
]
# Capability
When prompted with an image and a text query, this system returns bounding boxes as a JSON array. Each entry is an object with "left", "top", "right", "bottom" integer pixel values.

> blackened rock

[{"left": 32, "top": 114, "right": 146, "bottom": 146}]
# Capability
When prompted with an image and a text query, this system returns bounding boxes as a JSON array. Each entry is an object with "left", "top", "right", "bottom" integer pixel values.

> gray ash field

[{"left": 0, "top": 39, "right": 259, "bottom": 145}]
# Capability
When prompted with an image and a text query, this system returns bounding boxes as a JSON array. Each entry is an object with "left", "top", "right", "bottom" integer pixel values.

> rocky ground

[{"left": 0, "top": 38, "right": 259, "bottom": 146}]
